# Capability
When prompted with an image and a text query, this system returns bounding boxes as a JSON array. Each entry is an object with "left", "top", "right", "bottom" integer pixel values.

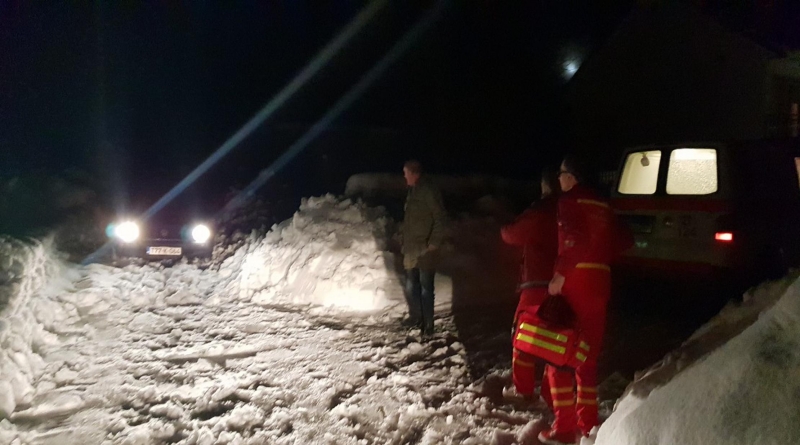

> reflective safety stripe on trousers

[
  {"left": 551, "top": 386, "right": 576, "bottom": 407},
  {"left": 512, "top": 354, "right": 536, "bottom": 368},
  {"left": 577, "top": 386, "right": 598, "bottom": 405}
]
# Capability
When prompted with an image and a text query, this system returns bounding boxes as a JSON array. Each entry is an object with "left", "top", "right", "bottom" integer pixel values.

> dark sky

[
  {"left": 3, "top": 0, "right": 799, "bottom": 188},
  {"left": 1, "top": 1, "right": 638, "bottom": 189}
]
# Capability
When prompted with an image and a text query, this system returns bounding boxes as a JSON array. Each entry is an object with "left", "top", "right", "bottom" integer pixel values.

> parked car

[
  {"left": 107, "top": 213, "right": 215, "bottom": 260},
  {"left": 610, "top": 139, "right": 800, "bottom": 288}
]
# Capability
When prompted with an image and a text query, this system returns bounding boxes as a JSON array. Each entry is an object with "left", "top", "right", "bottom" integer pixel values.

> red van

[{"left": 610, "top": 139, "right": 800, "bottom": 287}]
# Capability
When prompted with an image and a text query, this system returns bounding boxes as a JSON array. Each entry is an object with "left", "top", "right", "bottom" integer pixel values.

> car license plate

[{"left": 147, "top": 246, "right": 182, "bottom": 256}]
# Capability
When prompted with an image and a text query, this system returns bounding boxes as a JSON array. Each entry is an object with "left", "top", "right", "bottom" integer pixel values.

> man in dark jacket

[{"left": 400, "top": 160, "right": 446, "bottom": 338}]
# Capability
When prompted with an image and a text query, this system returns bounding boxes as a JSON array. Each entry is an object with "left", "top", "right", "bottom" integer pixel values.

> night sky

[{"left": 2, "top": 0, "right": 797, "bottom": 210}]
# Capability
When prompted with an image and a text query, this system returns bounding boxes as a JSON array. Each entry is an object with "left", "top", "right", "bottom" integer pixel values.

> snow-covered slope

[
  {"left": 0, "top": 237, "right": 70, "bottom": 418},
  {"left": 597, "top": 273, "right": 800, "bottom": 445}
]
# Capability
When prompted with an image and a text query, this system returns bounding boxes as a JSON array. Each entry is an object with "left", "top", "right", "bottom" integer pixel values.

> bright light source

[
  {"left": 562, "top": 58, "right": 581, "bottom": 80},
  {"left": 191, "top": 224, "right": 211, "bottom": 244},
  {"left": 666, "top": 148, "right": 718, "bottom": 195},
  {"left": 565, "top": 61, "right": 578, "bottom": 76},
  {"left": 114, "top": 221, "right": 140, "bottom": 243},
  {"left": 618, "top": 150, "right": 662, "bottom": 195},
  {"left": 715, "top": 232, "right": 733, "bottom": 242},
  {"left": 672, "top": 148, "right": 717, "bottom": 161},
  {"left": 559, "top": 45, "right": 584, "bottom": 81}
]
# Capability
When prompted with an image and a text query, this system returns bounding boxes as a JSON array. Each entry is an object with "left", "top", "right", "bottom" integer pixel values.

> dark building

[{"left": 567, "top": 3, "right": 800, "bottom": 169}]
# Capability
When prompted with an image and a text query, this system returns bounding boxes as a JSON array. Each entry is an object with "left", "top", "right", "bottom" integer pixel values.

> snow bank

[
  {"left": 220, "top": 195, "right": 405, "bottom": 312},
  {"left": 597, "top": 273, "right": 800, "bottom": 444},
  {"left": 0, "top": 237, "right": 69, "bottom": 418}
]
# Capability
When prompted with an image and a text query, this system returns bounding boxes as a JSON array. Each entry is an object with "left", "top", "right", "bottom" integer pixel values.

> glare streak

[
  {"left": 81, "top": 0, "right": 387, "bottom": 265},
  {"left": 221, "top": 0, "right": 449, "bottom": 216},
  {"left": 143, "top": 0, "right": 389, "bottom": 220}
]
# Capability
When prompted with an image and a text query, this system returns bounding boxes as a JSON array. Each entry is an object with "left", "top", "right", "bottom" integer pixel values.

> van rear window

[
  {"left": 666, "top": 148, "right": 718, "bottom": 195},
  {"left": 618, "top": 150, "right": 661, "bottom": 194}
]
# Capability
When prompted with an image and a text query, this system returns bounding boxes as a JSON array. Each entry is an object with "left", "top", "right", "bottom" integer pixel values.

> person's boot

[
  {"left": 421, "top": 321, "right": 435, "bottom": 340},
  {"left": 538, "top": 427, "right": 579, "bottom": 445}
]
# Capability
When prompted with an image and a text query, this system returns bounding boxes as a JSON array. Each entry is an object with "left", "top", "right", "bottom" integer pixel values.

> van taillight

[{"left": 715, "top": 232, "right": 734, "bottom": 242}]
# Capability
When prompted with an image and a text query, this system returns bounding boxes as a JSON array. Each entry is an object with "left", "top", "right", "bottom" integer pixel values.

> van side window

[
  {"left": 666, "top": 148, "right": 718, "bottom": 195},
  {"left": 795, "top": 158, "right": 800, "bottom": 189},
  {"left": 618, "top": 150, "right": 661, "bottom": 194}
]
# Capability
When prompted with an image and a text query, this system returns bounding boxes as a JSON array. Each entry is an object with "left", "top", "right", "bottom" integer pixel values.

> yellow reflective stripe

[
  {"left": 519, "top": 322, "right": 568, "bottom": 343},
  {"left": 516, "top": 333, "right": 567, "bottom": 355},
  {"left": 579, "top": 341, "right": 590, "bottom": 351},
  {"left": 575, "top": 263, "right": 610, "bottom": 272},
  {"left": 578, "top": 386, "right": 597, "bottom": 394},
  {"left": 577, "top": 397, "right": 598, "bottom": 405},
  {"left": 577, "top": 199, "right": 610, "bottom": 209},
  {"left": 553, "top": 399, "right": 575, "bottom": 407},
  {"left": 576, "top": 352, "right": 587, "bottom": 362},
  {"left": 550, "top": 387, "right": 573, "bottom": 395},
  {"left": 513, "top": 357, "right": 535, "bottom": 368}
]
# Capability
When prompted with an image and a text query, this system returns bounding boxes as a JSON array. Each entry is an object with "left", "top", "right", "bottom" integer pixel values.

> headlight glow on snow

[
  {"left": 114, "top": 221, "right": 140, "bottom": 243},
  {"left": 191, "top": 224, "right": 211, "bottom": 243}
]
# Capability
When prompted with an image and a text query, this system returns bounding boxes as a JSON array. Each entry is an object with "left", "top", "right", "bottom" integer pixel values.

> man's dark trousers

[{"left": 404, "top": 268, "right": 435, "bottom": 333}]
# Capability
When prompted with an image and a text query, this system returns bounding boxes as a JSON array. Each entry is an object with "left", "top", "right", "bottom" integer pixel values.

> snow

[
  {"left": 219, "top": 194, "right": 406, "bottom": 312},
  {"left": 4, "top": 190, "right": 795, "bottom": 444},
  {"left": 0, "top": 195, "right": 548, "bottom": 444},
  {"left": 597, "top": 272, "right": 800, "bottom": 445},
  {"left": 0, "top": 237, "right": 67, "bottom": 419}
]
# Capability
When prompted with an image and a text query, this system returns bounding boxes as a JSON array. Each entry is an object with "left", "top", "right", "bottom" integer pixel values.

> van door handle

[{"left": 663, "top": 217, "right": 674, "bottom": 227}]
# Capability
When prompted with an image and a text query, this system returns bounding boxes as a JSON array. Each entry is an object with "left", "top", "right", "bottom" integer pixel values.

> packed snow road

[
  {"left": 1, "top": 196, "right": 553, "bottom": 445},
  {"left": 2, "top": 262, "right": 548, "bottom": 445}
]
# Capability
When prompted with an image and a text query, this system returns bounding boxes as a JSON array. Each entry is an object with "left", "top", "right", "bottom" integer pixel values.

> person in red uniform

[
  {"left": 539, "top": 155, "right": 631, "bottom": 445},
  {"left": 500, "top": 168, "right": 560, "bottom": 409}
]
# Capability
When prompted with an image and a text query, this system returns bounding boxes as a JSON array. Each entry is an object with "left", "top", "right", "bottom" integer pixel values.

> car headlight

[
  {"left": 191, "top": 224, "right": 211, "bottom": 243},
  {"left": 114, "top": 221, "right": 140, "bottom": 243}
]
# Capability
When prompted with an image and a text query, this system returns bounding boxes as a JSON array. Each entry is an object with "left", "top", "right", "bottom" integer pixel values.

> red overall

[
  {"left": 546, "top": 184, "right": 628, "bottom": 437},
  {"left": 501, "top": 197, "right": 558, "bottom": 407}
]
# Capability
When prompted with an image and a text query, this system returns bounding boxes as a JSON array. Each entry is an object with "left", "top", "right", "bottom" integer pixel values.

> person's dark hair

[
  {"left": 561, "top": 153, "right": 594, "bottom": 186},
  {"left": 404, "top": 159, "right": 422, "bottom": 175}
]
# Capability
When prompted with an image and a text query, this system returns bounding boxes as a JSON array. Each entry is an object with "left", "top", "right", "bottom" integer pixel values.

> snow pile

[
  {"left": 221, "top": 194, "right": 405, "bottom": 312},
  {"left": 597, "top": 273, "right": 800, "bottom": 444},
  {"left": 0, "top": 237, "right": 69, "bottom": 418}
]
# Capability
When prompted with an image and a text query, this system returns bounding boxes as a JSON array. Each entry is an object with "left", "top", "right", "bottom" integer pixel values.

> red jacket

[
  {"left": 555, "top": 185, "right": 631, "bottom": 278},
  {"left": 501, "top": 197, "right": 559, "bottom": 283}
]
